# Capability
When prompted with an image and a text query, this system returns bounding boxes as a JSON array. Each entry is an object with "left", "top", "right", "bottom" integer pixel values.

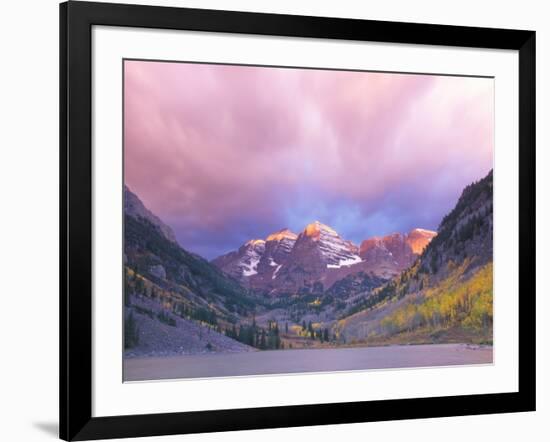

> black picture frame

[{"left": 60, "top": 1, "right": 536, "bottom": 440}]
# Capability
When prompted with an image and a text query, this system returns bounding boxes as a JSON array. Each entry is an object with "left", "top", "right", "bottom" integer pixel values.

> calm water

[{"left": 124, "top": 343, "right": 492, "bottom": 381}]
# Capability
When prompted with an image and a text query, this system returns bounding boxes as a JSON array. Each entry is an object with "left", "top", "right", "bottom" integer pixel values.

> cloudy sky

[{"left": 124, "top": 60, "right": 494, "bottom": 260}]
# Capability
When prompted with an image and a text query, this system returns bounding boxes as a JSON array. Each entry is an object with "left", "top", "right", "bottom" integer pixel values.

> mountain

[
  {"left": 123, "top": 172, "right": 492, "bottom": 354},
  {"left": 213, "top": 221, "right": 436, "bottom": 296},
  {"left": 251, "top": 228, "right": 298, "bottom": 286},
  {"left": 211, "top": 239, "right": 266, "bottom": 280},
  {"left": 124, "top": 188, "right": 255, "bottom": 320},
  {"left": 336, "top": 170, "right": 493, "bottom": 345},
  {"left": 271, "top": 221, "right": 361, "bottom": 293},
  {"left": 300, "top": 221, "right": 361, "bottom": 268},
  {"left": 358, "top": 228, "right": 436, "bottom": 274},
  {"left": 407, "top": 228, "right": 438, "bottom": 254},
  {"left": 212, "top": 228, "right": 299, "bottom": 284},
  {"left": 212, "top": 221, "right": 362, "bottom": 293},
  {"left": 124, "top": 185, "right": 177, "bottom": 243},
  {"left": 421, "top": 172, "right": 493, "bottom": 273},
  {"left": 318, "top": 227, "right": 435, "bottom": 293}
]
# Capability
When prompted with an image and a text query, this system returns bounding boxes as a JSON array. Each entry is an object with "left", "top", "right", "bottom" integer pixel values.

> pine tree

[
  {"left": 238, "top": 325, "right": 245, "bottom": 343},
  {"left": 260, "top": 330, "right": 266, "bottom": 349},
  {"left": 247, "top": 326, "right": 254, "bottom": 347},
  {"left": 135, "top": 277, "right": 144, "bottom": 296},
  {"left": 124, "top": 272, "right": 132, "bottom": 307},
  {"left": 274, "top": 323, "right": 280, "bottom": 349},
  {"left": 124, "top": 311, "right": 139, "bottom": 349}
]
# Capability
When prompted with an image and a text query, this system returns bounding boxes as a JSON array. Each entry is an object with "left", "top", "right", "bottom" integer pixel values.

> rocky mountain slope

[
  {"left": 336, "top": 170, "right": 493, "bottom": 345},
  {"left": 124, "top": 187, "right": 260, "bottom": 355},
  {"left": 125, "top": 211, "right": 255, "bottom": 317},
  {"left": 271, "top": 221, "right": 362, "bottom": 294},
  {"left": 125, "top": 296, "right": 254, "bottom": 357},
  {"left": 254, "top": 229, "right": 298, "bottom": 282},
  {"left": 359, "top": 229, "right": 436, "bottom": 271},
  {"left": 125, "top": 185, "right": 177, "bottom": 243},
  {"left": 321, "top": 228, "right": 436, "bottom": 288},
  {"left": 211, "top": 239, "right": 267, "bottom": 280}
]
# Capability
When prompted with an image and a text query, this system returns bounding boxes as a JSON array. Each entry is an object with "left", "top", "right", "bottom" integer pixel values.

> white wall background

[{"left": 0, "top": 0, "right": 547, "bottom": 441}]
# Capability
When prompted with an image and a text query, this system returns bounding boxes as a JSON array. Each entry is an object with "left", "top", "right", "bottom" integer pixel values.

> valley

[{"left": 123, "top": 170, "right": 493, "bottom": 368}]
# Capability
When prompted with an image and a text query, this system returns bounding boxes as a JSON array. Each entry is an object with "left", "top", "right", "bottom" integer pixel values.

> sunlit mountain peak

[
  {"left": 245, "top": 239, "right": 266, "bottom": 247},
  {"left": 407, "top": 228, "right": 437, "bottom": 254},
  {"left": 266, "top": 228, "right": 298, "bottom": 242},
  {"left": 303, "top": 221, "right": 338, "bottom": 238}
]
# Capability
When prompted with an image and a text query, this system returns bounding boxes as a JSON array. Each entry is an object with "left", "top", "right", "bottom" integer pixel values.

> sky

[{"left": 124, "top": 60, "right": 494, "bottom": 260}]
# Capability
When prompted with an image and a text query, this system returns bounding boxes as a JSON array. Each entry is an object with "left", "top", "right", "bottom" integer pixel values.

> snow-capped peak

[
  {"left": 245, "top": 239, "right": 266, "bottom": 248},
  {"left": 295, "top": 221, "right": 361, "bottom": 268},
  {"left": 238, "top": 240, "right": 265, "bottom": 277},
  {"left": 303, "top": 220, "right": 338, "bottom": 239},
  {"left": 409, "top": 228, "right": 437, "bottom": 235},
  {"left": 266, "top": 228, "right": 298, "bottom": 242},
  {"left": 406, "top": 228, "right": 437, "bottom": 254}
]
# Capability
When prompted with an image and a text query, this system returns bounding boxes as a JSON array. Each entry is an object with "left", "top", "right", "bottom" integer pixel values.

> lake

[{"left": 124, "top": 343, "right": 492, "bottom": 381}]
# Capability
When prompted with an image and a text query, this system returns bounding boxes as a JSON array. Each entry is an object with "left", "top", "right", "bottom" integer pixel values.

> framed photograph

[{"left": 60, "top": 1, "right": 536, "bottom": 440}]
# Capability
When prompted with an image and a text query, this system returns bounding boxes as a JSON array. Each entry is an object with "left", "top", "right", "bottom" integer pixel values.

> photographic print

[{"left": 123, "top": 60, "right": 494, "bottom": 382}]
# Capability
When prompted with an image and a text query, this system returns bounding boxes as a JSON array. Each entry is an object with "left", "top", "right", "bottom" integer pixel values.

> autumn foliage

[{"left": 380, "top": 263, "right": 493, "bottom": 338}]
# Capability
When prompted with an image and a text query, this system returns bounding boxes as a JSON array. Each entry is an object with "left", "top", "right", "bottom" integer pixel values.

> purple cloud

[{"left": 124, "top": 60, "right": 493, "bottom": 259}]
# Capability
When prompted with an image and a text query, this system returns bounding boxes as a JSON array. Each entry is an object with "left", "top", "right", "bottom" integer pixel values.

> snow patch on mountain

[
  {"left": 211, "top": 238, "right": 265, "bottom": 280},
  {"left": 238, "top": 242, "right": 264, "bottom": 276},
  {"left": 212, "top": 222, "right": 435, "bottom": 292},
  {"left": 412, "top": 228, "right": 435, "bottom": 234},
  {"left": 272, "top": 264, "right": 282, "bottom": 279},
  {"left": 242, "top": 256, "right": 260, "bottom": 276},
  {"left": 302, "top": 221, "right": 360, "bottom": 267},
  {"left": 326, "top": 255, "right": 362, "bottom": 269}
]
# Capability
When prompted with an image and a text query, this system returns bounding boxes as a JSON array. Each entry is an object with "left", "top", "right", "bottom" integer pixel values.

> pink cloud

[{"left": 124, "top": 60, "right": 493, "bottom": 257}]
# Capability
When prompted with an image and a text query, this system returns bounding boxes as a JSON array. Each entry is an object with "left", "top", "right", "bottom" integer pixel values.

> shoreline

[
  {"left": 125, "top": 341, "right": 492, "bottom": 359},
  {"left": 124, "top": 343, "right": 493, "bottom": 381}
]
